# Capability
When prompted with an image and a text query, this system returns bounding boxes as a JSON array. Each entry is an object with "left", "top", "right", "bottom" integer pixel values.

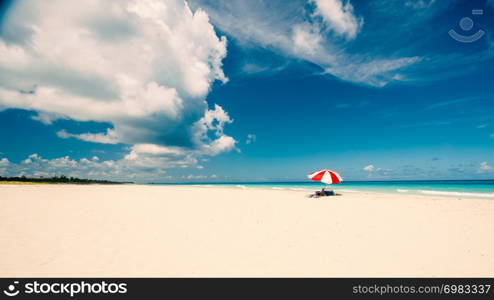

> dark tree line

[{"left": 0, "top": 175, "right": 132, "bottom": 184}]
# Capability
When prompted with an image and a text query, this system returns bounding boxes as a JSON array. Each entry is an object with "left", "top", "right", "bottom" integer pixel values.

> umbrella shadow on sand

[{"left": 306, "top": 189, "right": 342, "bottom": 198}]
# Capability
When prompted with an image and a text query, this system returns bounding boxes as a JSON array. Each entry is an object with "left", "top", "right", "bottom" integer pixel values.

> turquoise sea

[{"left": 153, "top": 180, "right": 494, "bottom": 199}]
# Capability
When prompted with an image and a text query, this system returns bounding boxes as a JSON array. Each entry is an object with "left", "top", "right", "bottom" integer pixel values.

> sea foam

[{"left": 418, "top": 190, "right": 494, "bottom": 199}]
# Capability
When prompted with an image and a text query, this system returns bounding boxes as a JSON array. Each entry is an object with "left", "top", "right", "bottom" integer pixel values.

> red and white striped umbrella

[{"left": 308, "top": 170, "right": 343, "bottom": 184}]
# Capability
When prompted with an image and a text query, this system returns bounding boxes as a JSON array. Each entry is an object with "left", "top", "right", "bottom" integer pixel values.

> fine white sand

[{"left": 1, "top": 184, "right": 493, "bottom": 277}]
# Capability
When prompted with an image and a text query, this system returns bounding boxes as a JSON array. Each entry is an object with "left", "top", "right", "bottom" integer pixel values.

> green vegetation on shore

[{"left": 0, "top": 175, "right": 132, "bottom": 184}]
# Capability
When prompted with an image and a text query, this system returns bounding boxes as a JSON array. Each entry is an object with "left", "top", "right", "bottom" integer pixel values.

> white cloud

[
  {"left": 326, "top": 56, "right": 422, "bottom": 87},
  {"left": 0, "top": 152, "right": 202, "bottom": 182},
  {"left": 311, "top": 0, "right": 362, "bottom": 39},
  {"left": 291, "top": 23, "right": 325, "bottom": 57},
  {"left": 124, "top": 134, "right": 236, "bottom": 164},
  {"left": 0, "top": 0, "right": 237, "bottom": 171},
  {"left": 122, "top": 105, "right": 237, "bottom": 167},
  {"left": 190, "top": 0, "right": 420, "bottom": 87},
  {"left": 197, "top": 104, "right": 233, "bottom": 138},
  {"left": 0, "top": 158, "right": 9, "bottom": 175},
  {"left": 246, "top": 134, "right": 257, "bottom": 144},
  {"left": 363, "top": 164, "right": 376, "bottom": 172},
  {"left": 0, "top": 106, "right": 238, "bottom": 180},
  {"left": 362, "top": 164, "right": 429, "bottom": 180},
  {"left": 200, "top": 135, "right": 237, "bottom": 156},
  {"left": 183, "top": 174, "right": 218, "bottom": 180},
  {"left": 0, "top": 154, "right": 130, "bottom": 180},
  {"left": 57, "top": 129, "right": 119, "bottom": 144},
  {"left": 478, "top": 162, "right": 492, "bottom": 173}
]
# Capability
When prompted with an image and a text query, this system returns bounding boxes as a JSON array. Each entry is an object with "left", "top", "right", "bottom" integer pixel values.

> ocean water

[{"left": 153, "top": 180, "right": 494, "bottom": 199}]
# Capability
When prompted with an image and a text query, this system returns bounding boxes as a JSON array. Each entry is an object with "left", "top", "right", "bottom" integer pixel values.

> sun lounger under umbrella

[{"left": 307, "top": 170, "right": 343, "bottom": 197}]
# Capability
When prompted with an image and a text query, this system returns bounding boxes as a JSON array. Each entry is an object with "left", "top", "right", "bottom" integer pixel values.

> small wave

[
  {"left": 338, "top": 189, "right": 367, "bottom": 193},
  {"left": 397, "top": 189, "right": 410, "bottom": 193},
  {"left": 289, "top": 187, "right": 311, "bottom": 191},
  {"left": 418, "top": 190, "right": 494, "bottom": 198},
  {"left": 235, "top": 185, "right": 247, "bottom": 189},
  {"left": 270, "top": 187, "right": 311, "bottom": 191}
]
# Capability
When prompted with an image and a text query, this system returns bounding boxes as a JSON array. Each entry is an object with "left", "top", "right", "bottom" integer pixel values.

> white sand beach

[{"left": 1, "top": 184, "right": 493, "bottom": 277}]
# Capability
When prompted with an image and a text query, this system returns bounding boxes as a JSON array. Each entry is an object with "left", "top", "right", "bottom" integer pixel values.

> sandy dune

[{"left": 1, "top": 184, "right": 493, "bottom": 277}]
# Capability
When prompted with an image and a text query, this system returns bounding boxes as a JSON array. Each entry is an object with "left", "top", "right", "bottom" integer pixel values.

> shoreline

[
  {"left": 2, "top": 182, "right": 494, "bottom": 201},
  {"left": 152, "top": 184, "right": 494, "bottom": 201}
]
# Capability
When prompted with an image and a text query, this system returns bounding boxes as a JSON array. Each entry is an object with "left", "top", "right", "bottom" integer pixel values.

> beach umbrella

[{"left": 308, "top": 170, "right": 343, "bottom": 185}]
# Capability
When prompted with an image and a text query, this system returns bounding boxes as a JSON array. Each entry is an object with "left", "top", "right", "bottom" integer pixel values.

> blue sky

[{"left": 0, "top": 0, "right": 493, "bottom": 182}]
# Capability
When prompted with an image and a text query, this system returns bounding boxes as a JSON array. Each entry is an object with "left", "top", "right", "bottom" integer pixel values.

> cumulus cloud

[
  {"left": 362, "top": 164, "right": 396, "bottom": 178},
  {"left": 0, "top": 153, "right": 151, "bottom": 181},
  {"left": 0, "top": 152, "right": 219, "bottom": 182},
  {"left": 0, "top": 158, "right": 9, "bottom": 166},
  {"left": 0, "top": 0, "right": 237, "bottom": 173},
  {"left": 363, "top": 165, "right": 376, "bottom": 172},
  {"left": 0, "top": 158, "right": 9, "bottom": 175},
  {"left": 478, "top": 162, "right": 492, "bottom": 173}
]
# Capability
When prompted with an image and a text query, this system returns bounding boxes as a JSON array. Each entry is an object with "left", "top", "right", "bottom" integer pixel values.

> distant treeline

[{"left": 0, "top": 175, "right": 132, "bottom": 184}]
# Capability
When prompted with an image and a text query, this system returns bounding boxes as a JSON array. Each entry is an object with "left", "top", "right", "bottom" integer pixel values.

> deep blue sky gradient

[{"left": 0, "top": 0, "right": 493, "bottom": 181}]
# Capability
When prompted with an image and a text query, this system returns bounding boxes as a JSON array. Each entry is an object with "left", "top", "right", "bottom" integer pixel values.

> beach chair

[
  {"left": 308, "top": 189, "right": 335, "bottom": 198},
  {"left": 325, "top": 190, "right": 335, "bottom": 196}
]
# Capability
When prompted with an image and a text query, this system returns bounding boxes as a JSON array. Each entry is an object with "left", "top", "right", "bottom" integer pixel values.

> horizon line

[{"left": 148, "top": 179, "right": 494, "bottom": 184}]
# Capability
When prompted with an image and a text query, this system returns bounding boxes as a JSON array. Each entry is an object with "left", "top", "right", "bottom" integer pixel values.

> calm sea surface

[{"left": 152, "top": 180, "right": 494, "bottom": 199}]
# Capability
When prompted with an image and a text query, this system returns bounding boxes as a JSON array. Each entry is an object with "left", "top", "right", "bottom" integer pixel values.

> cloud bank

[
  {"left": 189, "top": 0, "right": 422, "bottom": 87},
  {"left": 0, "top": 0, "right": 237, "bottom": 177}
]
